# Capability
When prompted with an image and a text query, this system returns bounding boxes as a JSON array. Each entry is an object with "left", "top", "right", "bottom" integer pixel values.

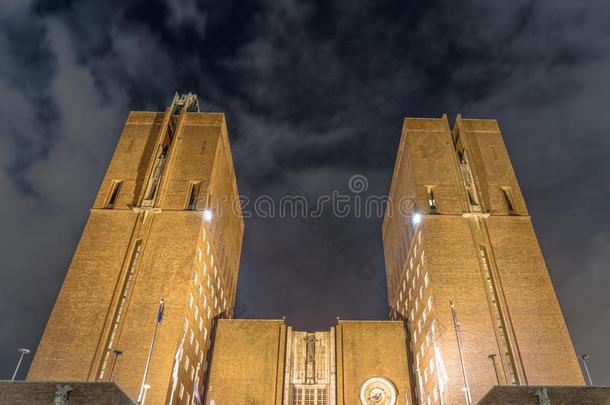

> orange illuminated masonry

[{"left": 23, "top": 95, "right": 596, "bottom": 405}]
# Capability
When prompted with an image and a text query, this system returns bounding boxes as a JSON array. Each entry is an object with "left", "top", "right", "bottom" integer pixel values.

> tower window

[
  {"left": 144, "top": 144, "right": 169, "bottom": 203},
  {"left": 105, "top": 180, "right": 123, "bottom": 209},
  {"left": 186, "top": 182, "right": 200, "bottom": 210},
  {"left": 427, "top": 186, "right": 437, "bottom": 213},
  {"left": 502, "top": 187, "right": 516, "bottom": 215}
]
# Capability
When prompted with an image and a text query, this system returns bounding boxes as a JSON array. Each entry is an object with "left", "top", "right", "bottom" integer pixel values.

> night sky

[{"left": 1, "top": 0, "right": 609, "bottom": 383}]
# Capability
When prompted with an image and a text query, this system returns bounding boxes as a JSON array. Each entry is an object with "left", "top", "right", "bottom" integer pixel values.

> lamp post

[
  {"left": 11, "top": 348, "right": 31, "bottom": 380},
  {"left": 579, "top": 354, "right": 593, "bottom": 386},
  {"left": 109, "top": 349, "right": 123, "bottom": 382},
  {"left": 488, "top": 354, "right": 500, "bottom": 385}
]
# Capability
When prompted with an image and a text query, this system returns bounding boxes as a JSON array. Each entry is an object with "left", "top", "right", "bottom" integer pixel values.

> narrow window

[
  {"left": 186, "top": 182, "right": 200, "bottom": 210},
  {"left": 144, "top": 144, "right": 169, "bottom": 202},
  {"left": 502, "top": 187, "right": 516, "bottom": 215},
  {"left": 105, "top": 180, "right": 123, "bottom": 209},
  {"left": 427, "top": 186, "right": 437, "bottom": 213}
]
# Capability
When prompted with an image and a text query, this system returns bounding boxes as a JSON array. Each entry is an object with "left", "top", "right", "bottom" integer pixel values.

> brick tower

[
  {"left": 28, "top": 94, "right": 244, "bottom": 405},
  {"left": 382, "top": 115, "right": 584, "bottom": 404}
]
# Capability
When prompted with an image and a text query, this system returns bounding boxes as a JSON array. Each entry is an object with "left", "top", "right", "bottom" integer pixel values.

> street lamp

[
  {"left": 488, "top": 354, "right": 500, "bottom": 385},
  {"left": 579, "top": 354, "right": 593, "bottom": 386},
  {"left": 109, "top": 349, "right": 123, "bottom": 381},
  {"left": 11, "top": 348, "right": 31, "bottom": 380}
]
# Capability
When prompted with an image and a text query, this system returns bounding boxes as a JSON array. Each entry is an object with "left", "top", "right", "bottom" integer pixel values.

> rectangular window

[
  {"left": 105, "top": 180, "right": 123, "bottom": 209},
  {"left": 502, "top": 187, "right": 516, "bottom": 215},
  {"left": 427, "top": 186, "right": 437, "bottom": 213},
  {"left": 292, "top": 387, "right": 303, "bottom": 404},
  {"left": 144, "top": 144, "right": 169, "bottom": 204},
  {"left": 186, "top": 182, "right": 200, "bottom": 210},
  {"left": 305, "top": 388, "right": 315, "bottom": 405},
  {"left": 317, "top": 388, "right": 327, "bottom": 405}
]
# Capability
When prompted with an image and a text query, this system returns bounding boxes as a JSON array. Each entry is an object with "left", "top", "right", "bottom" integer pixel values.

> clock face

[{"left": 360, "top": 377, "right": 397, "bottom": 405}]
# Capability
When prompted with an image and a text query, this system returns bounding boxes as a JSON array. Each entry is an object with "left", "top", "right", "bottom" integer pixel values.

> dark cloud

[{"left": 0, "top": 0, "right": 608, "bottom": 383}]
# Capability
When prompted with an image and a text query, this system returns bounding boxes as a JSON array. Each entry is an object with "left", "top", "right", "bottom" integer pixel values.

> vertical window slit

[
  {"left": 427, "top": 186, "right": 437, "bottom": 213},
  {"left": 502, "top": 187, "right": 516, "bottom": 215},
  {"left": 105, "top": 181, "right": 123, "bottom": 209},
  {"left": 186, "top": 182, "right": 200, "bottom": 210}
]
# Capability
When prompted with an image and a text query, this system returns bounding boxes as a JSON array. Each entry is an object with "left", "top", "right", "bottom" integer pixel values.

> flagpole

[
  {"left": 450, "top": 299, "right": 472, "bottom": 405},
  {"left": 138, "top": 297, "right": 165, "bottom": 404}
]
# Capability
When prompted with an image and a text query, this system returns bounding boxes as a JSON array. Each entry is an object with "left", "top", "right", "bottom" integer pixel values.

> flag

[{"left": 157, "top": 298, "right": 165, "bottom": 324}]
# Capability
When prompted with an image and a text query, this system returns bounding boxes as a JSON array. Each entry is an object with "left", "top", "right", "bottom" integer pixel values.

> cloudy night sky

[{"left": 1, "top": 0, "right": 609, "bottom": 383}]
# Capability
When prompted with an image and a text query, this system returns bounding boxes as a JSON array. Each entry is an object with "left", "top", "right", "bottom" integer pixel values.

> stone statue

[
  {"left": 54, "top": 384, "right": 73, "bottom": 405},
  {"left": 534, "top": 387, "right": 551, "bottom": 405}
]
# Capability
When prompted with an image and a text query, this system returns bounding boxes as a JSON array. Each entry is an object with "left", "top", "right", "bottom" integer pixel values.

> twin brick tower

[{"left": 24, "top": 94, "right": 586, "bottom": 404}]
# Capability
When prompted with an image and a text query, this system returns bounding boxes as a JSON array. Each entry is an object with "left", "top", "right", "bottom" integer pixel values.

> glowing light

[
  {"left": 203, "top": 209, "right": 213, "bottom": 221},
  {"left": 412, "top": 213, "right": 422, "bottom": 225}
]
